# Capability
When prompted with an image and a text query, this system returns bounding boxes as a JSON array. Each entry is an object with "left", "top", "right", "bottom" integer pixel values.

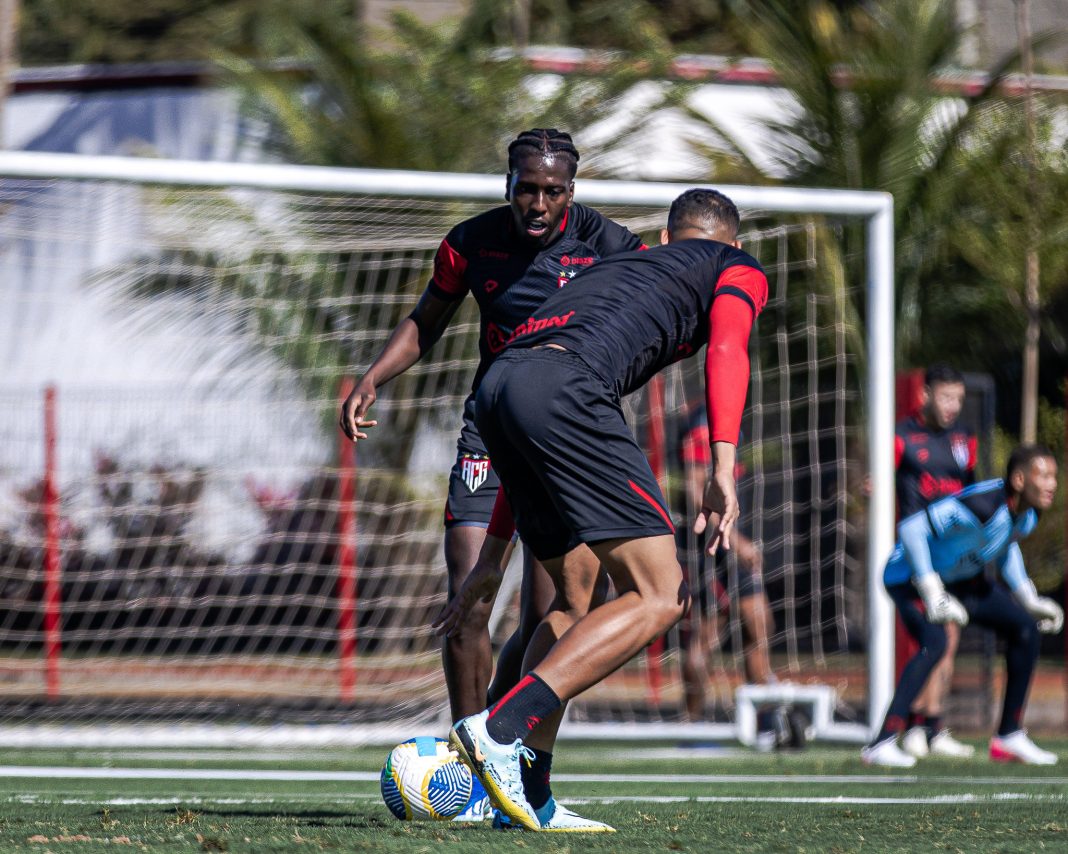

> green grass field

[{"left": 0, "top": 740, "right": 1065, "bottom": 852}]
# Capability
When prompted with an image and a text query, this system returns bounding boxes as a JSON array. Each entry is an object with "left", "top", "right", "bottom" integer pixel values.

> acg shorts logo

[{"left": 460, "top": 454, "right": 491, "bottom": 492}]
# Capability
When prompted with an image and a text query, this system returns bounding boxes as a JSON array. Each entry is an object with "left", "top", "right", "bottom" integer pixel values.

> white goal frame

[{"left": 0, "top": 150, "right": 895, "bottom": 746}]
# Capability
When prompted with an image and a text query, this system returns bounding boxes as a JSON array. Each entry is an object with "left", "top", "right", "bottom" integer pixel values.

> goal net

[{"left": 0, "top": 153, "right": 893, "bottom": 746}]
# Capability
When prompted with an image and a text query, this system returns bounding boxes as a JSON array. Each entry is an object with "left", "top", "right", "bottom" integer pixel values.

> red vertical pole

[
  {"left": 42, "top": 385, "right": 61, "bottom": 700},
  {"left": 644, "top": 376, "right": 667, "bottom": 707},
  {"left": 337, "top": 378, "right": 358, "bottom": 702},
  {"left": 893, "top": 370, "right": 923, "bottom": 681}
]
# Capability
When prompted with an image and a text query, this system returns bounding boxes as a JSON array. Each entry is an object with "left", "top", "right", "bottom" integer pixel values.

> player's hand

[
  {"left": 432, "top": 558, "right": 505, "bottom": 638},
  {"left": 694, "top": 466, "right": 738, "bottom": 555},
  {"left": 927, "top": 592, "right": 969, "bottom": 626},
  {"left": 339, "top": 378, "right": 379, "bottom": 443},
  {"left": 1014, "top": 580, "right": 1064, "bottom": 634},
  {"left": 1026, "top": 597, "right": 1064, "bottom": 634},
  {"left": 915, "top": 573, "right": 969, "bottom": 626}
]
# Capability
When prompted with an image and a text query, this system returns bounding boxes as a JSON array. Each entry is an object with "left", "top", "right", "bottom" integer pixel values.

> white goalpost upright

[{"left": 0, "top": 150, "right": 894, "bottom": 747}]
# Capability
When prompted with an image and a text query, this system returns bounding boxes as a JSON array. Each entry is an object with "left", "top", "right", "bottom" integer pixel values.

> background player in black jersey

[
  {"left": 338, "top": 130, "right": 643, "bottom": 764},
  {"left": 894, "top": 363, "right": 977, "bottom": 759},
  {"left": 674, "top": 405, "right": 776, "bottom": 724},
  {"left": 437, "top": 189, "right": 768, "bottom": 831}
]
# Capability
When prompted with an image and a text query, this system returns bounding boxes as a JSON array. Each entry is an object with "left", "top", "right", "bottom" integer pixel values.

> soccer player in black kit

[
  {"left": 437, "top": 188, "right": 768, "bottom": 831},
  {"left": 339, "top": 130, "right": 643, "bottom": 824},
  {"left": 895, "top": 364, "right": 977, "bottom": 760}
]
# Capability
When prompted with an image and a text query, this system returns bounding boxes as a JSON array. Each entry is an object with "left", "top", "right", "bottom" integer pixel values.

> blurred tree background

[{"left": 14, "top": 0, "right": 1068, "bottom": 543}]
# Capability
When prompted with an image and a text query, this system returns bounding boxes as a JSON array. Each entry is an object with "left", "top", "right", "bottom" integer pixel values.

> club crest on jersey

[
  {"left": 557, "top": 269, "right": 577, "bottom": 288},
  {"left": 460, "top": 454, "right": 491, "bottom": 492},
  {"left": 952, "top": 437, "right": 970, "bottom": 470}
]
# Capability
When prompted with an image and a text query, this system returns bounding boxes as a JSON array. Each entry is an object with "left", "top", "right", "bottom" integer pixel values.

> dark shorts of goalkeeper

[{"left": 475, "top": 347, "right": 674, "bottom": 562}]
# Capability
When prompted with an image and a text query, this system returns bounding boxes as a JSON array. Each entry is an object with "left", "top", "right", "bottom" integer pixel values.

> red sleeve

[
  {"left": 967, "top": 436, "right": 977, "bottom": 473},
  {"left": 704, "top": 294, "right": 754, "bottom": 445},
  {"left": 486, "top": 486, "right": 516, "bottom": 541},
  {"left": 704, "top": 266, "right": 766, "bottom": 445},
  {"left": 894, "top": 434, "right": 905, "bottom": 469},
  {"left": 428, "top": 238, "right": 469, "bottom": 299},
  {"left": 714, "top": 264, "right": 768, "bottom": 315}
]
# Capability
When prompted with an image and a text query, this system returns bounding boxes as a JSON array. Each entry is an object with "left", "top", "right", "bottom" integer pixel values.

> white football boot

[
  {"left": 901, "top": 727, "right": 930, "bottom": 758},
  {"left": 861, "top": 737, "right": 917, "bottom": 768},
  {"left": 536, "top": 798, "right": 615, "bottom": 832},
  {"left": 928, "top": 729, "right": 975, "bottom": 758},
  {"left": 990, "top": 731, "right": 1058, "bottom": 766},
  {"left": 449, "top": 711, "right": 541, "bottom": 830}
]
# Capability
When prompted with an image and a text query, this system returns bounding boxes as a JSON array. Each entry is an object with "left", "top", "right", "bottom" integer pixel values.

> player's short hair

[
  {"left": 1005, "top": 444, "right": 1056, "bottom": 486},
  {"left": 924, "top": 362, "right": 965, "bottom": 388},
  {"left": 667, "top": 188, "right": 740, "bottom": 239},
  {"left": 507, "top": 129, "right": 580, "bottom": 178}
]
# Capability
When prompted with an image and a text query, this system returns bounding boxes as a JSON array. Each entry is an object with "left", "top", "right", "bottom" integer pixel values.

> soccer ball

[{"left": 380, "top": 736, "right": 479, "bottom": 821}]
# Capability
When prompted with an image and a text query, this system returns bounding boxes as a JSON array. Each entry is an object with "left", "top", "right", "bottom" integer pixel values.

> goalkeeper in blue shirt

[{"left": 862, "top": 444, "right": 1063, "bottom": 768}]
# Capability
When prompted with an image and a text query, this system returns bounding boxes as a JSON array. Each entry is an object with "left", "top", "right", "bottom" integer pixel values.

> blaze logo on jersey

[
  {"left": 460, "top": 454, "right": 491, "bottom": 493},
  {"left": 951, "top": 436, "right": 970, "bottom": 470}
]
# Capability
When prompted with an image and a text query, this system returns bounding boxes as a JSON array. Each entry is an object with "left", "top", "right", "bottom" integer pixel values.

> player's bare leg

[
  {"left": 912, "top": 620, "right": 958, "bottom": 719},
  {"left": 475, "top": 546, "right": 606, "bottom": 830},
  {"left": 443, "top": 525, "right": 513, "bottom": 721},
  {"left": 738, "top": 593, "right": 774, "bottom": 685},
  {"left": 518, "top": 546, "right": 604, "bottom": 752},
  {"left": 680, "top": 605, "right": 725, "bottom": 721},
  {"left": 487, "top": 547, "right": 557, "bottom": 706},
  {"left": 531, "top": 535, "right": 689, "bottom": 701},
  {"left": 733, "top": 534, "right": 773, "bottom": 685}
]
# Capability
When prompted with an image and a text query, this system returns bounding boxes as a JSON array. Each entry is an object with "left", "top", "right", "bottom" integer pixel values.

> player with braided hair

[{"left": 340, "top": 129, "right": 643, "bottom": 827}]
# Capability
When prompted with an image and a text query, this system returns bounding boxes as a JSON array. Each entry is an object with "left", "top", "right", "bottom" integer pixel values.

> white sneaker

[
  {"left": 536, "top": 798, "right": 615, "bottom": 832},
  {"left": 449, "top": 711, "right": 541, "bottom": 831},
  {"left": 901, "top": 727, "right": 930, "bottom": 758},
  {"left": 861, "top": 737, "right": 917, "bottom": 768},
  {"left": 929, "top": 729, "right": 975, "bottom": 758},
  {"left": 990, "top": 731, "right": 1058, "bottom": 766}
]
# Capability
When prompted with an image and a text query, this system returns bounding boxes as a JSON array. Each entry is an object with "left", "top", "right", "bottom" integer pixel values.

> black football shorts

[
  {"left": 475, "top": 347, "right": 675, "bottom": 561},
  {"left": 443, "top": 396, "right": 500, "bottom": 528}
]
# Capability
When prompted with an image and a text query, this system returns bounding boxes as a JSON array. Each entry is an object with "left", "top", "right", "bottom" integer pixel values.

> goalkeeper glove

[
  {"left": 914, "top": 573, "right": 969, "bottom": 626},
  {"left": 1013, "top": 579, "right": 1064, "bottom": 634}
]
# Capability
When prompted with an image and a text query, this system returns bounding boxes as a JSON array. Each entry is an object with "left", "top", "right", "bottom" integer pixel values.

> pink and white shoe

[{"left": 990, "top": 731, "right": 1058, "bottom": 766}]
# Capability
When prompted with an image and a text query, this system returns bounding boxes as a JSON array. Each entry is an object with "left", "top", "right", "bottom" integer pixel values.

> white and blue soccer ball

[{"left": 380, "top": 736, "right": 485, "bottom": 821}]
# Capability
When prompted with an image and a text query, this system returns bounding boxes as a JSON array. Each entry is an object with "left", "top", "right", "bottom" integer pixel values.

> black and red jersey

[
  {"left": 427, "top": 202, "right": 643, "bottom": 390},
  {"left": 505, "top": 238, "right": 767, "bottom": 402},
  {"left": 894, "top": 413, "right": 977, "bottom": 519}
]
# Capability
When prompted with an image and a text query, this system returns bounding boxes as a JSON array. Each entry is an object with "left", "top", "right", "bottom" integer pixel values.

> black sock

[
  {"left": 485, "top": 673, "right": 562, "bottom": 745},
  {"left": 521, "top": 748, "right": 553, "bottom": 811},
  {"left": 923, "top": 715, "right": 942, "bottom": 742},
  {"left": 907, "top": 712, "right": 924, "bottom": 730}
]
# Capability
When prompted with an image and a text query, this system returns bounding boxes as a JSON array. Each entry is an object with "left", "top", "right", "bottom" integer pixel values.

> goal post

[{"left": 0, "top": 150, "right": 894, "bottom": 747}]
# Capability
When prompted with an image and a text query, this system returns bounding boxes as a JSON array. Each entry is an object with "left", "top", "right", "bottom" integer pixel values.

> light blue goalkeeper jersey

[{"left": 883, "top": 479, "right": 1039, "bottom": 591}]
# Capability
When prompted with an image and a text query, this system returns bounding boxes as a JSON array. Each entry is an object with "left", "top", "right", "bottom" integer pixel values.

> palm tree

[{"left": 221, "top": 2, "right": 657, "bottom": 172}]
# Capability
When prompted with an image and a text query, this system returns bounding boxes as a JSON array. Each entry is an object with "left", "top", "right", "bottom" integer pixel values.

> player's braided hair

[
  {"left": 667, "top": 188, "right": 740, "bottom": 240},
  {"left": 507, "top": 129, "right": 580, "bottom": 178}
]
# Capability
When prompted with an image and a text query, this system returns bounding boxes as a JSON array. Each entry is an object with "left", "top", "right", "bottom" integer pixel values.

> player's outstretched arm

[
  {"left": 339, "top": 289, "right": 462, "bottom": 442},
  {"left": 694, "top": 441, "right": 739, "bottom": 554}
]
